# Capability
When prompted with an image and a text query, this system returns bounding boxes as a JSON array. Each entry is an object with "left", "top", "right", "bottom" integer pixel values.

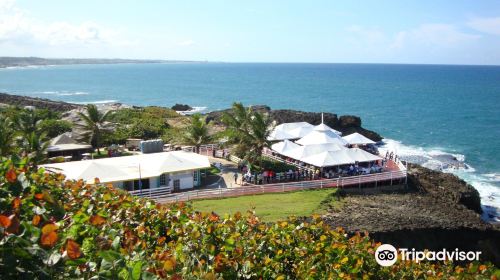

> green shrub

[
  {"left": 38, "top": 119, "right": 73, "bottom": 138},
  {"left": 0, "top": 156, "right": 498, "bottom": 279}
]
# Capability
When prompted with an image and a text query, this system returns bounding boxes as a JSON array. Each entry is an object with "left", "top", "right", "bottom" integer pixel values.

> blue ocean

[{"left": 1, "top": 63, "right": 499, "bottom": 220}]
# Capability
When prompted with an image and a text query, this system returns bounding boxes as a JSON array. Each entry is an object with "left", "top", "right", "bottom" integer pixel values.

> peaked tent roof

[
  {"left": 268, "top": 122, "right": 314, "bottom": 141},
  {"left": 271, "top": 140, "right": 301, "bottom": 154},
  {"left": 301, "top": 150, "right": 355, "bottom": 167},
  {"left": 342, "top": 132, "right": 376, "bottom": 145},
  {"left": 313, "top": 123, "right": 342, "bottom": 135},
  {"left": 285, "top": 143, "right": 346, "bottom": 160},
  {"left": 296, "top": 130, "right": 349, "bottom": 146},
  {"left": 346, "top": 148, "right": 382, "bottom": 162},
  {"left": 41, "top": 151, "right": 211, "bottom": 183},
  {"left": 268, "top": 129, "right": 296, "bottom": 141}
]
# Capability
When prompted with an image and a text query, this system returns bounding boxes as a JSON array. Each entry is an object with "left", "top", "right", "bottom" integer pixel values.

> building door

[
  {"left": 173, "top": 179, "right": 180, "bottom": 192},
  {"left": 133, "top": 178, "right": 150, "bottom": 191}
]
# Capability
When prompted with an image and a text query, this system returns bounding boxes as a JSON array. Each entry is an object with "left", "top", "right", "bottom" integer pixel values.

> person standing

[{"left": 233, "top": 172, "right": 238, "bottom": 184}]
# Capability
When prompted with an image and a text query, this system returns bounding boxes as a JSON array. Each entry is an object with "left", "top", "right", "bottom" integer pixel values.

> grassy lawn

[{"left": 192, "top": 188, "right": 341, "bottom": 222}]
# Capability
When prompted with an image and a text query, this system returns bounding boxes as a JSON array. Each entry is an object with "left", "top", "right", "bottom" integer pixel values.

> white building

[{"left": 41, "top": 151, "right": 211, "bottom": 192}]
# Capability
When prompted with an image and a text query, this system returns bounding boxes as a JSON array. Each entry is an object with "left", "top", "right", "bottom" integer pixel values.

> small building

[
  {"left": 41, "top": 151, "right": 211, "bottom": 192},
  {"left": 47, "top": 133, "right": 93, "bottom": 161}
]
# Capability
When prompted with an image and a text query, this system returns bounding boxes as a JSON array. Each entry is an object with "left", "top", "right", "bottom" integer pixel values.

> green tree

[
  {"left": 0, "top": 115, "right": 17, "bottom": 157},
  {"left": 77, "top": 104, "right": 114, "bottom": 155},
  {"left": 38, "top": 119, "right": 73, "bottom": 138},
  {"left": 22, "top": 131, "right": 50, "bottom": 166},
  {"left": 181, "top": 113, "right": 212, "bottom": 153},
  {"left": 222, "top": 102, "right": 273, "bottom": 165}
]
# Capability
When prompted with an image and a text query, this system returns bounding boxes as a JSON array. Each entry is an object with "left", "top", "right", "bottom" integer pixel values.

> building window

[
  {"left": 193, "top": 171, "right": 198, "bottom": 182},
  {"left": 159, "top": 174, "right": 166, "bottom": 186}
]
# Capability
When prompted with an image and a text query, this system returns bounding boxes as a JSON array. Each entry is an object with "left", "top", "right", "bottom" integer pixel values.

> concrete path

[{"left": 207, "top": 156, "right": 242, "bottom": 189}]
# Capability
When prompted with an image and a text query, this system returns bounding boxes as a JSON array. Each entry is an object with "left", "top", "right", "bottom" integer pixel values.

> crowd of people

[{"left": 234, "top": 160, "right": 386, "bottom": 186}]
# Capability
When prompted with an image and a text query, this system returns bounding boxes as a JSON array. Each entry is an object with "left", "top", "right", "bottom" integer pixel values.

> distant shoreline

[{"left": 0, "top": 56, "right": 203, "bottom": 69}]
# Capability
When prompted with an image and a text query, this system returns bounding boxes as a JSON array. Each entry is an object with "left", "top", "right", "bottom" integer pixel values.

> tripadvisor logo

[
  {"left": 375, "top": 244, "right": 398, "bottom": 266},
  {"left": 374, "top": 244, "right": 482, "bottom": 266}
]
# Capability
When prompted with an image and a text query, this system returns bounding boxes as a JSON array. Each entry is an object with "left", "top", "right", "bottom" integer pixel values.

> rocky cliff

[
  {"left": 0, "top": 92, "right": 81, "bottom": 112},
  {"left": 206, "top": 105, "right": 383, "bottom": 141},
  {"left": 323, "top": 164, "right": 499, "bottom": 265}
]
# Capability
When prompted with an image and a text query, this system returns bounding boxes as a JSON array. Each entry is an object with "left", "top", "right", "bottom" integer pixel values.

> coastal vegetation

[
  {"left": 0, "top": 157, "right": 498, "bottom": 279},
  {"left": 193, "top": 189, "right": 340, "bottom": 222},
  {"left": 222, "top": 102, "right": 273, "bottom": 165},
  {"left": 77, "top": 104, "right": 114, "bottom": 155},
  {"left": 180, "top": 113, "right": 213, "bottom": 153},
  {"left": 0, "top": 107, "right": 53, "bottom": 166}
]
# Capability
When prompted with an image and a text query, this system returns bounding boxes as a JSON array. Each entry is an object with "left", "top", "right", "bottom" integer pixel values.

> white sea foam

[
  {"left": 38, "top": 91, "right": 89, "bottom": 96},
  {"left": 74, "top": 100, "right": 118, "bottom": 104},
  {"left": 379, "top": 138, "right": 500, "bottom": 223},
  {"left": 176, "top": 106, "right": 208, "bottom": 115}
]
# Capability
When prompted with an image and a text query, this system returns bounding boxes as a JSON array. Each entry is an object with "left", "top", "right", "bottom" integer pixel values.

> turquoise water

[{"left": 1, "top": 63, "right": 499, "bottom": 219}]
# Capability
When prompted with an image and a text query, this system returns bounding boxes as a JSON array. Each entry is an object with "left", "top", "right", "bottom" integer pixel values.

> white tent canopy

[
  {"left": 347, "top": 148, "right": 382, "bottom": 162},
  {"left": 285, "top": 143, "right": 346, "bottom": 160},
  {"left": 302, "top": 150, "right": 355, "bottom": 167},
  {"left": 342, "top": 132, "right": 376, "bottom": 145},
  {"left": 268, "top": 122, "right": 314, "bottom": 141},
  {"left": 313, "top": 123, "right": 342, "bottom": 135},
  {"left": 296, "top": 130, "right": 348, "bottom": 146},
  {"left": 271, "top": 140, "right": 301, "bottom": 154},
  {"left": 41, "top": 151, "right": 210, "bottom": 183}
]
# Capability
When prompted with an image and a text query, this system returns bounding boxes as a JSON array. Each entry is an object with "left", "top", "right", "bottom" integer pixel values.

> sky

[{"left": 1, "top": 0, "right": 500, "bottom": 65}]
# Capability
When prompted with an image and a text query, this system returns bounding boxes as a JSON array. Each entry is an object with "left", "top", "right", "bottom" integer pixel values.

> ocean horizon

[{"left": 1, "top": 62, "right": 499, "bottom": 220}]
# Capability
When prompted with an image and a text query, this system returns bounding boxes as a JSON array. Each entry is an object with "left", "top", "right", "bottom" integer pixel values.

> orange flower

[
  {"left": 66, "top": 239, "right": 82, "bottom": 259},
  {"left": 5, "top": 168, "right": 17, "bottom": 183},
  {"left": 34, "top": 193, "right": 44, "bottom": 200}
]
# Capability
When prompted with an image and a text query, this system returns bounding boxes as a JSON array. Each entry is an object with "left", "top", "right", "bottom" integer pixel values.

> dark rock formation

[
  {"left": 205, "top": 105, "right": 383, "bottom": 141},
  {"left": 322, "top": 164, "right": 499, "bottom": 265},
  {"left": 0, "top": 92, "right": 81, "bottom": 112},
  {"left": 171, "top": 103, "right": 193, "bottom": 111},
  {"left": 407, "top": 163, "right": 483, "bottom": 214}
]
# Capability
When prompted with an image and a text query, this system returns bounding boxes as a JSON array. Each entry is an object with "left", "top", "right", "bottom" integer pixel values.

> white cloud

[
  {"left": 0, "top": 0, "right": 131, "bottom": 49},
  {"left": 390, "top": 24, "right": 480, "bottom": 49},
  {"left": 467, "top": 17, "right": 500, "bottom": 36}
]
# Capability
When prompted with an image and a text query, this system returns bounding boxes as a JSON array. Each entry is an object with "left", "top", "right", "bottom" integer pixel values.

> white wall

[{"left": 170, "top": 171, "right": 194, "bottom": 190}]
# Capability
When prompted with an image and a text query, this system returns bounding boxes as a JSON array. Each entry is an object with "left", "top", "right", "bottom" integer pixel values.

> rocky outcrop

[
  {"left": 0, "top": 92, "right": 81, "bottom": 112},
  {"left": 322, "top": 164, "right": 499, "bottom": 265},
  {"left": 407, "top": 163, "right": 483, "bottom": 214},
  {"left": 205, "top": 105, "right": 383, "bottom": 141},
  {"left": 171, "top": 104, "right": 193, "bottom": 111}
]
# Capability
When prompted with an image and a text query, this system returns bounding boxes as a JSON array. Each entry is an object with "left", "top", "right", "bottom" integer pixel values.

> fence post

[
  {"left": 219, "top": 188, "right": 222, "bottom": 198},
  {"left": 320, "top": 180, "right": 323, "bottom": 189},
  {"left": 358, "top": 176, "right": 361, "bottom": 189},
  {"left": 390, "top": 172, "right": 393, "bottom": 186},
  {"left": 282, "top": 183, "right": 285, "bottom": 192}
]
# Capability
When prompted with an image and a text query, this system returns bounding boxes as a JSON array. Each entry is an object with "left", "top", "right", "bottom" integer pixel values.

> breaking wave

[{"left": 378, "top": 138, "right": 500, "bottom": 223}]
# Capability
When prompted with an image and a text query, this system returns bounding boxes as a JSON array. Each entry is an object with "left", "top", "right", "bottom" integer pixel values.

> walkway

[{"left": 151, "top": 169, "right": 407, "bottom": 204}]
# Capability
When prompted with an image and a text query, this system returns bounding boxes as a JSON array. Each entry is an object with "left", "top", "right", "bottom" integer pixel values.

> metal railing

[
  {"left": 143, "top": 169, "right": 407, "bottom": 204},
  {"left": 128, "top": 186, "right": 174, "bottom": 199}
]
